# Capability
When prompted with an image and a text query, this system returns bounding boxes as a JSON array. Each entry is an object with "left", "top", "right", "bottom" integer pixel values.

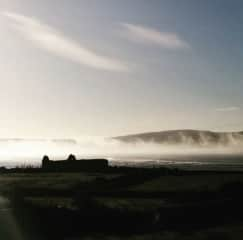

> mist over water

[{"left": 0, "top": 135, "right": 243, "bottom": 169}]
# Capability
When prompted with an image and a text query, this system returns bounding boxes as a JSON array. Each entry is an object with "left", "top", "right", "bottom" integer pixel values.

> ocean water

[{"left": 108, "top": 154, "right": 243, "bottom": 171}]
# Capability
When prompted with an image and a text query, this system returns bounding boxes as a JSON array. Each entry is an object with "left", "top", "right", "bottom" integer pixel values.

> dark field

[{"left": 1, "top": 167, "right": 243, "bottom": 239}]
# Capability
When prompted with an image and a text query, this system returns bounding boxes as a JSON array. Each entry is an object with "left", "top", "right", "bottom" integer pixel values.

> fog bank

[{"left": 0, "top": 135, "right": 242, "bottom": 166}]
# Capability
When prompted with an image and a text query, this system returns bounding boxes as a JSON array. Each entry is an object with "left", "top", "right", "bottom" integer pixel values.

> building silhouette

[{"left": 42, "top": 154, "right": 109, "bottom": 172}]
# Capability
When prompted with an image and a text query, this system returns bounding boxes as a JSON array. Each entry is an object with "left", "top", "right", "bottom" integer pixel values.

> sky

[{"left": 0, "top": 0, "right": 242, "bottom": 138}]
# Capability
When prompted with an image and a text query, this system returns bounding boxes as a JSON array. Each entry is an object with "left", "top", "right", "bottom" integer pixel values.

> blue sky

[{"left": 0, "top": 0, "right": 242, "bottom": 138}]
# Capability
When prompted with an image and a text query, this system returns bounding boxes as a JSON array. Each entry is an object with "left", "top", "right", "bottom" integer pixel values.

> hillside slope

[{"left": 114, "top": 130, "right": 243, "bottom": 146}]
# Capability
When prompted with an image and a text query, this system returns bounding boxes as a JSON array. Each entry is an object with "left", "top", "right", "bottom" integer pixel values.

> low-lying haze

[{"left": 1, "top": 130, "right": 243, "bottom": 167}]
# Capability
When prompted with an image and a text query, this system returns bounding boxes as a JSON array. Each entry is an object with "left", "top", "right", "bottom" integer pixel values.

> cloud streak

[
  {"left": 3, "top": 11, "right": 128, "bottom": 72},
  {"left": 120, "top": 23, "right": 190, "bottom": 50},
  {"left": 216, "top": 106, "right": 240, "bottom": 112}
]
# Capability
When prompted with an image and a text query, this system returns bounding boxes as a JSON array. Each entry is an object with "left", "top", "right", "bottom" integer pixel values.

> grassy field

[
  {"left": 0, "top": 172, "right": 120, "bottom": 193},
  {"left": 132, "top": 174, "right": 243, "bottom": 192},
  {"left": 1, "top": 169, "right": 243, "bottom": 239}
]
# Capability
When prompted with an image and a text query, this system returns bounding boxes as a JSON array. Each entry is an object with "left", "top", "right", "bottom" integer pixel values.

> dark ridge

[{"left": 113, "top": 129, "right": 243, "bottom": 146}]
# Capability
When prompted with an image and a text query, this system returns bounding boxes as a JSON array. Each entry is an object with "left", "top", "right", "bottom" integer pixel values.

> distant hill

[{"left": 113, "top": 130, "right": 243, "bottom": 146}]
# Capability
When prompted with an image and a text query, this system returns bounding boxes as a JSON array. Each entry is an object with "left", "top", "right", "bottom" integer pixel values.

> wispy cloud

[
  {"left": 216, "top": 106, "right": 240, "bottom": 112},
  {"left": 120, "top": 23, "right": 190, "bottom": 50},
  {"left": 3, "top": 11, "right": 128, "bottom": 72}
]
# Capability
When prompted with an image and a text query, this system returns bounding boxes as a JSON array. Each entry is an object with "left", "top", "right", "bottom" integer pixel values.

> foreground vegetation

[{"left": 1, "top": 167, "right": 243, "bottom": 239}]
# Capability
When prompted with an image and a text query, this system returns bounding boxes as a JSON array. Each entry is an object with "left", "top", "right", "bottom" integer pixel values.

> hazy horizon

[{"left": 0, "top": 130, "right": 243, "bottom": 167}]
